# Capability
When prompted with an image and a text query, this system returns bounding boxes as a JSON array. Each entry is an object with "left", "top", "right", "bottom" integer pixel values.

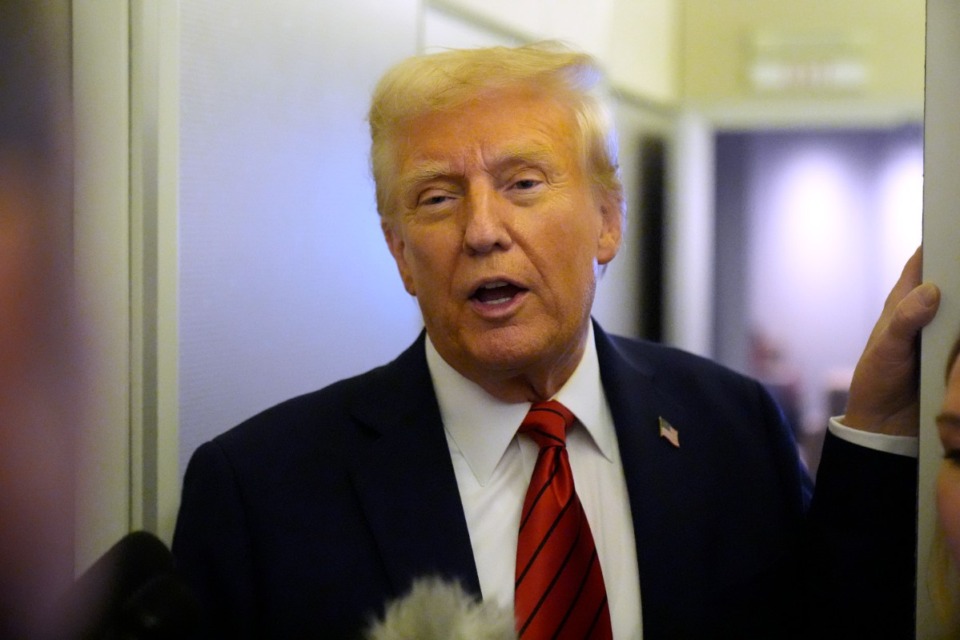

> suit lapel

[
  {"left": 594, "top": 324, "right": 709, "bottom": 635},
  {"left": 347, "top": 333, "right": 482, "bottom": 598}
]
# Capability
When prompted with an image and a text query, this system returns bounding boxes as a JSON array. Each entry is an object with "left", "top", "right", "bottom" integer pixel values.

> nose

[{"left": 462, "top": 185, "right": 512, "bottom": 255}]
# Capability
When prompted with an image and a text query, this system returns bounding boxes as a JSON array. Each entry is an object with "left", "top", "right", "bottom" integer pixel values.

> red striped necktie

[{"left": 514, "top": 400, "right": 613, "bottom": 639}]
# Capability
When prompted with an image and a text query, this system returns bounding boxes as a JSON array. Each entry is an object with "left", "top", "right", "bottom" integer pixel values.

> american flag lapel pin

[{"left": 658, "top": 416, "right": 680, "bottom": 448}]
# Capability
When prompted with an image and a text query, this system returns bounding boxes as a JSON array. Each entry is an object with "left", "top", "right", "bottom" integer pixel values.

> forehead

[{"left": 393, "top": 87, "right": 579, "bottom": 175}]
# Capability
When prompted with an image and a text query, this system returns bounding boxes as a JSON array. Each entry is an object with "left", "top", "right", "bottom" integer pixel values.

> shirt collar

[{"left": 425, "top": 323, "right": 615, "bottom": 486}]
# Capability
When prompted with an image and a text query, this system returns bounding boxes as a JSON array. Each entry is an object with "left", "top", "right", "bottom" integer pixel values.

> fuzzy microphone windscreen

[{"left": 365, "top": 577, "right": 516, "bottom": 640}]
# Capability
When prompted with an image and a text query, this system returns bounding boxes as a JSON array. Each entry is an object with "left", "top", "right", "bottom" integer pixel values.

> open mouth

[{"left": 471, "top": 281, "right": 527, "bottom": 305}]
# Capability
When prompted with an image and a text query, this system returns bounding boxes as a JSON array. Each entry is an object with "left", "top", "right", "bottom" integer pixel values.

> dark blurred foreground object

[
  {"left": 0, "top": 1, "right": 82, "bottom": 638},
  {"left": 60, "top": 531, "right": 203, "bottom": 639}
]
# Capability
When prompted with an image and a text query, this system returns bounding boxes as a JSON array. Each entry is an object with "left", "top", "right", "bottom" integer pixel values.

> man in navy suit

[{"left": 173, "top": 43, "right": 940, "bottom": 638}]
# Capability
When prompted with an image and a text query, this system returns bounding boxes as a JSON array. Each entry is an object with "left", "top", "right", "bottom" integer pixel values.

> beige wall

[
  {"left": 429, "top": 0, "right": 679, "bottom": 103},
  {"left": 431, "top": 0, "right": 924, "bottom": 110},
  {"left": 681, "top": 0, "right": 924, "bottom": 108}
]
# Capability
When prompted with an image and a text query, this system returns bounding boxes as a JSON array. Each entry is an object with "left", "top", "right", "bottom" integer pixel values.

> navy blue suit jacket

[{"left": 172, "top": 325, "right": 917, "bottom": 639}]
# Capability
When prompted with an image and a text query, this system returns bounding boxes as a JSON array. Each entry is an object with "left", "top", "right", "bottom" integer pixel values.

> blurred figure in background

[{"left": 0, "top": 1, "right": 82, "bottom": 637}]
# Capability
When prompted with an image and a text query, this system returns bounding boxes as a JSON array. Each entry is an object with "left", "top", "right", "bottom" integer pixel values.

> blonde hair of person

[
  {"left": 931, "top": 334, "right": 960, "bottom": 630},
  {"left": 367, "top": 41, "right": 624, "bottom": 222}
]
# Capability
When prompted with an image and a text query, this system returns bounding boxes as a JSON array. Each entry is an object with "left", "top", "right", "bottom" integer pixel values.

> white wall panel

[{"left": 178, "top": 1, "right": 421, "bottom": 476}]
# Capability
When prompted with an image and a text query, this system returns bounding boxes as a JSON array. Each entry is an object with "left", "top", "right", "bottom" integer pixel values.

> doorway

[{"left": 712, "top": 124, "right": 923, "bottom": 474}]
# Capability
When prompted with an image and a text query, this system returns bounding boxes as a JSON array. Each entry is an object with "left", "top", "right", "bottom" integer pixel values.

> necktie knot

[{"left": 519, "top": 400, "right": 574, "bottom": 450}]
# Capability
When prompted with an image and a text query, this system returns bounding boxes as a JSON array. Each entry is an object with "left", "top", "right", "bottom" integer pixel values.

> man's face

[
  {"left": 381, "top": 86, "right": 621, "bottom": 400},
  {"left": 937, "top": 355, "right": 960, "bottom": 565}
]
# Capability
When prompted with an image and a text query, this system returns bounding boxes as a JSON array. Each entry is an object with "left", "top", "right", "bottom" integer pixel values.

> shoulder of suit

[
  {"left": 605, "top": 333, "right": 752, "bottom": 381},
  {"left": 601, "top": 334, "right": 773, "bottom": 424}
]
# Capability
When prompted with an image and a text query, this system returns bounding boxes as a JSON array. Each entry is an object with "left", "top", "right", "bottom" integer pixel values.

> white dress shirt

[
  {"left": 827, "top": 418, "right": 918, "bottom": 457},
  {"left": 425, "top": 324, "right": 643, "bottom": 639},
  {"left": 424, "top": 325, "right": 918, "bottom": 640}
]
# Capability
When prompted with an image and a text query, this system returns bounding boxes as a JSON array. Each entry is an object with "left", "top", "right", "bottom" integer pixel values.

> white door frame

[
  {"left": 72, "top": 0, "right": 180, "bottom": 570},
  {"left": 916, "top": 0, "right": 960, "bottom": 635}
]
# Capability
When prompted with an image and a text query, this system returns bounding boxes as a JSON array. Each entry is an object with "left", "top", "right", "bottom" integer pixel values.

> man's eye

[
  {"left": 418, "top": 192, "right": 451, "bottom": 207},
  {"left": 513, "top": 179, "right": 541, "bottom": 190},
  {"left": 944, "top": 449, "right": 960, "bottom": 467}
]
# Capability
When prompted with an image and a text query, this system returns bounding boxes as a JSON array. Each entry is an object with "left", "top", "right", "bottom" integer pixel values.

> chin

[{"left": 465, "top": 340, "right": 552, "bottom": 377}]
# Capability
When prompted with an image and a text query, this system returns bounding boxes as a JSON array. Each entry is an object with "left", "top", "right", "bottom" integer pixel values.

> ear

[
  {"left": 381, "top": 217, "right": 417, "bottom": 296},
  {"left": 596, "top": 194, "right": 623, "bottom": 266}
]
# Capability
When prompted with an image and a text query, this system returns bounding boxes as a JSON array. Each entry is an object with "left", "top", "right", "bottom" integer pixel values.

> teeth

[{"left": 472, "top": 280, "right": 519, "bottom": 305}]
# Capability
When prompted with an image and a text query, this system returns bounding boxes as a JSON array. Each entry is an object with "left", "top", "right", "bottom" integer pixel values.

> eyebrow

[
  {"left": 399, "top": 144, "right": 561, "bottom": 193},
  {"left": 397, "top": 161, "right": 455, "bottom": 196},
  {"left": 936, "top": 412, "right": 960, "bottom": 429}
]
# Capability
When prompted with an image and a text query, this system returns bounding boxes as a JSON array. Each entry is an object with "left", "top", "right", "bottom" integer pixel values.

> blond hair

[{"left": 367, "top": 42, "right": 623, "bottom": 219}]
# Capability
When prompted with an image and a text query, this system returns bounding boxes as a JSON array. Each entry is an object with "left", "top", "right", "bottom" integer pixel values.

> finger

[
  {"left": 888, "top": 282, "right": 940, "bottom": 342},
  {"left": 883, "top": 247, "right": 923, "bottom": 312},
  {"left": 871, "top": 282, "right": 941, "bottom": 366}
]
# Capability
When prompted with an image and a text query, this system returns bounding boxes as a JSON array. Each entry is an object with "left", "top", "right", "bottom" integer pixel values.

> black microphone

[{"left": 61, "top": 530, "right": 202, "bottom": 639}]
